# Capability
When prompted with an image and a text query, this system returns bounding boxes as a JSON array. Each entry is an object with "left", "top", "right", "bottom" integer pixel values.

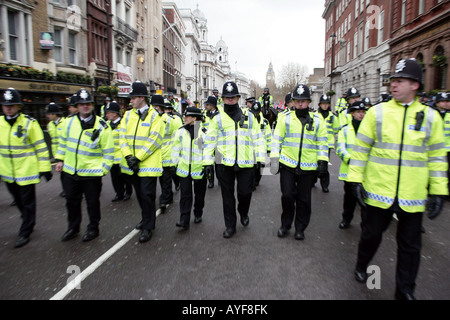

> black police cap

[
  {"left": 46, "top": 102, "right": 62, "bottom": 114},
  {"left": 184, "top": 107, "right": 203, "bottom": 119},
  {"left": 75, "top": 89, "right": 94, "bottom": 104},
  {"left": 205, "top": 96, "right": 218, "bottom": 107},
  {"left": 129, "top": 81, "right": 149, "bottom": 97},
  {"left": 222, "top": 81, "right": 240, "bottom": 98},
  {"left": 105, "top": 101, "right": 121, "bottom": 114}
]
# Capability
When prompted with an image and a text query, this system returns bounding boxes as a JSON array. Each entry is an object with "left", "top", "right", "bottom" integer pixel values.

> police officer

[
  {"left": 336, "top": 101, "right": 368, "bottom": 229},
  {"left": 245, "top": 97, "right": 255, "bottom": 110},
  {"left": 100, "top": 97, "right": 111, "bottom": 119},
  {"left": 314, "top": 94, "right": 339, "bottom": 193},
  {"left": 337, "top": 87, "right": 361, "bottom": 130},
  {"left": 119, "top": 81, "right": 164, "bottom": 243},
  {"left": 249, "top": 100, "right": 271, "bottom": 189},
  {"left": 378, "top": 93, "right": 392, "bottom": 104},
  {"left": 55, "top": 89, "right": 114, "bottom": 242},
  {"left": 348, "top": 59, "right": 448, "bottom": 300},
  {"left": 335, "top": 91, "right": 347, "bottom": 114},
  {"left": 105, "top": 101, "right": 132, "bottom": 202},
  {"left": 0, "top": 88, "right": 52, "bottom": 248},
  {"left": 434, "top": 92, "right": 450, "bottom": 196},
  {"left": 212, "top": 88, "right": 223, "bottom": 106},
  {"left": 270, "top": 84, "right": 328, "bottom": 240},
  {"left": 151, "top": 94, "right": 183, "bottom": 215},
  {"left": 284, "top": 93, "right": 294, "bottom": 111},
  {"left": 258, "top": 88, "right": 274, "bottom": 110},
  {"left": 45, "top": 102, "right": 66, "bottom": 197},
  {"left": 67, "top": 94, "right": 78, "bottom": 116},
  {"left": 202, "top": 95, "right": 219, "bottom": 188},
  {"left": 173, "top": 107, "right": 208, "bottom": 229},
  {"left": 362, "top": 97, "right": 372, "bottom": 109},
  {"left": 203, "top": 81, "right": 265, "bottom": 238}
]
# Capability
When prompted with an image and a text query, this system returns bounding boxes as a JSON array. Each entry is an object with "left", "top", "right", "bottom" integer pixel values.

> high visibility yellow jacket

[
  {"left": 108, "top": 118, "right": 123, "bottom": 164},
  {"left": 259, "top": 95, "right": 274, "bottom": 109},
  {"left": 337, "top": 105, "right": 352, "bottom": 131},
  {"left": 172, "top": 123, "right": 206, "bottom": 179},
  {"left": 119, "top": 106, "right": 164, "bottom": 177},
  {"left": 347, "top": 99, "right": 448, "bottom": 212},
  {"left": 56, "top": 114, "right": 114, "bottom": 176},
  {"left": 270, "top": 111, "right": 329, "bottom": 170},
  {"left": 335, "top": 97, "right": 347, "bottom": 113},
  {"left": 336, "top": 122, "right": 357, "bottom": 181},
  {"left": 255, "top": 114, "right": 272, "bottom": 153},
  {"left": 47, "top": 116, "right": 65, "bottom": 157},
  {"left": 161, "top": 112, "right": 183, "bottom": 167},
  {"left": 443, "top": 112, "right": 450, "bottom": 152},
  {"left": 315, "top": 110, "right": 339, "bottom": 149},
  {"left": 0, "top": 113, "right": 51, "bottom": 185},
  {"left": 203, "top": 106, "right": 265, "bottom": 167}
]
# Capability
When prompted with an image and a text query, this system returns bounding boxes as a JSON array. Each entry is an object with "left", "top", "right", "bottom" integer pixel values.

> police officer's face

[
  {"left": 2, "top": 104, "right": 21, "bottom": 117},
  {"left": 68, "top": 106, "right": 78, "bottom": 115},
  {"left": 390, "top": 78, "right": 420, "bottom": 103},
  {"left": 320, "top": 103, "right": 330, "bottom": 110},
  {"left": 348, "top": 97, "right": 359, "bottom": 105},
  {"left": 105, "top": 111, "right": 118, "bottom": 121},
  {"left": 77, "top": 103, "right": 94, "bottom": 117},
  {"left": 46, "top": 113, "right": 57, "bottom": 121},
  {"left": 184, "top": 115, "right": 196, "bottom": 125},
  {"left": 223, "top": 96, "right": 239, "bottom": 105},
  {"left": 130, "top": 96, "right": 146, "bottom": 109},
  {"left": 293, "top": 99, "right": 310, "bottom": 109},
  {"left": 352, "top": 110, "right": 366, "bottom": 121}
]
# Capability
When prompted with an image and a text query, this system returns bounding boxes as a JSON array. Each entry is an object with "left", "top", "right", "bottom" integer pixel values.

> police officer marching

[
  {"left": 270, "top": 84, "right": 329, "bottom": 240},
  {"left": 212, "top": 88, "right": 223, "bottom": 106},
  {"left": 105, "top": 101, "right": 132, "bottom": 202},
  {"left": 55, "top": 89, "right": 114, "bottom": 242},
  {"left": 337, "top": 87, "right": 361, "bottom": 130},
  {"left": 203, "top": 81, "right": 266, "bottom": 238},
  {"left": 202, "top": 95, "right": 219, "bottom": 188},
  {"left": 119, "top": 81, "right": 164, "bottom": 243},
  {"left": 0, "top": 88, "right": 53, "bottom": 248},
  {"left": 434, "top": 92, "right": 450, "bottom": 196},
  {"left": 348, "top": 58, "right": 448, "bottom": 300}
]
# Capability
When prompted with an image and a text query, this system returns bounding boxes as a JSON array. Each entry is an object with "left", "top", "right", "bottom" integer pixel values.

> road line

[{"left": 50, "top": 228, "right": 140, "bottom": 300}]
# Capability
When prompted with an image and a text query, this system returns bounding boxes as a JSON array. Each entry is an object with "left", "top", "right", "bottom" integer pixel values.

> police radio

[
  {"left": 16, "top": 125, "right": 23, "bottom": 138},
  {"left": 415, "top": 111, "right": 424, "bottom": 131}
]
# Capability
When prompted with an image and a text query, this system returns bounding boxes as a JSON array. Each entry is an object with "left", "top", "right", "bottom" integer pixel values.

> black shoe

[
  {"left": 395, "top": 291, "right": 416, "bottom": 300},
  {"left": 277, "top": 227, "right": 288, "bottom": 238},
  {"left": 208, "top": 180, "right": 214, "bottom": 188},
  {"left": 61, "top": 228, "right": 79, "bottom": 242},
  {"left": 339, "top": 220, "right": 351, "bottom": 229},
  {"left": 194, "top": 216, "right": 202, "bottom": 224},
  {"left": 111, "top": 195, "right": 124, "bottom": 202},
  {"left": 82, "top": 230, "right": 99, "bottom": 242},
  {"left": 135, "top": 221, "right": 143, "bottom": 230},
  {"left": 294, "top": 230, "right": 305, "bottom": 240},
  {"left": 123, "top": 194, "right": 131, "bottom": 201},
  {"left": 14, "top": 236, "right": 30, "bottom": 248},
  {"left": 176, "top": 221, "right": 189, "bottom": 230},
  {"left": 157, "top": 205, "right": 167, "bottom": 215},
  {"left": 354, "top": 268, "right": 367, "bottom": 283},
  {"left": 322, "top": 187, "right": 329, "bottom": 193},
  {"left": 139, "top": 229, "right": 152, "bottom": 243},
  {"left": 223, "top": 228, "right": 236, "bottom": 238},
  {"left": 241, "top": 215, "right": 249, "bottom": 227}
]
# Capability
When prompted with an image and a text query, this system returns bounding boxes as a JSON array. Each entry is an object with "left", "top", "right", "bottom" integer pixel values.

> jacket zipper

[{"left": 395, "top": 106, "right": 408, "bottom": 200}]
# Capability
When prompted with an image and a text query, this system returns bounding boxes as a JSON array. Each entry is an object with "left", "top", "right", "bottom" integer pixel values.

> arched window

[
  {"left": 416, "top": 53, "right": 425, "bottom": 84},
  {"left": 433, "top": 46, "right": 447, "bottom": 90}
]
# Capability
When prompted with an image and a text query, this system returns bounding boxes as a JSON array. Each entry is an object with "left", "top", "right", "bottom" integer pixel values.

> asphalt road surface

[{"left": 1, "top": 151, "right": 449, "bottom": 302}]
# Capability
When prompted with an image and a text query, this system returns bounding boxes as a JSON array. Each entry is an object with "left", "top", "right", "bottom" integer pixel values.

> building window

[
  {"left": 401, "top": 0, "right": 407, "bottom": 25},
  {"left": 7, "top": 10, "right": 19, "bottom": 61},
  {"left": 68, "top": 32, "right": 77, "bottom": 65},
  {"left": 364, "top": 21, "right": 370, "bottom": 52},
  {"left": 378, "top": 11, "right": 384, "bottom": 45},
  {"left": 418, "top": 0, "right": 425, "bottom": 15},
  {"left": 54, "top": 29, "right": 63, "bottom": 63}
]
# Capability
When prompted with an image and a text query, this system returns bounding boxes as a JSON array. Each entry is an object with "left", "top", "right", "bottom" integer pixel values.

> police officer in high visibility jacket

[
  {"left": 55, "top": 89, "right": 114, "bottom": 242},
  {"left": 336, "top": 101, "right": 367, "bottom": 229},
  {"left": 348, "top": 59, "right": 448, "bottom": 300},
  {"left": 152, "top": 95, "right": 183, "bottom": 215},
  {"left": 270, "top": 84, "right": 329, "bottom": 240},
  {"left": 337, "top": 87, "right": 361, "bottom": 130},
  {"left": 335, "top": 91, "right": 347, "bottom": 114},
  {"left": 434, "top": 92, "right": 450, "bottom": 196},
  {"left": 0, "top": 88, "right": 52, "bottom": 248},
  {"left": 314, "top": 94, "right": 339, "bottom": 193},
  {"left": 202, "top": 95, "right": 219, "bottom": 188},
  {"left": 172, "top": 107, "right": 208, "bottom": 229},
  {"left": 105, "top": 101, "right": 132, "bottom": 202},
  {"left": 212, "top": 88, "right": 223, "bottom": 106},
  {"left": 249, "top": 100, "right": 271, "bottom": 189},
  {"left": 119, "top": 81, "right": 164, "bottom": 243},
  {"left": 203, "top": 81, "right": 265, "bottom": 238}
]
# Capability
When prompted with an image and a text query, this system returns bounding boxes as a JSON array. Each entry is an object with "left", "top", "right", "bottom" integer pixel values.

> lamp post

[
  {"left": 105, "top": 0, "right": 111, "bottom": 85},
  {"left": 194, "top": 61, "right": 198, "bottom": 103},
  {"left": 329, "top": 33, "right": 336, "bottom": 92}
]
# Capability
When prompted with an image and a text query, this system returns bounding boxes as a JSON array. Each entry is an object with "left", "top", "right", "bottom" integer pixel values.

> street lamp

[
  {"left": 194, "top": 61, "right": 198, "bottom": 103},
  {"left": 329, "top": 33, "right": 336, "bottom": 92},
  {"left": 105, "top": 0, "right": 111, "bottom": 85}
]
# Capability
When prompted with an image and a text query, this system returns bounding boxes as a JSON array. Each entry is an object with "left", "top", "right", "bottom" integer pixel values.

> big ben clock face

[{"left": 268, "top": 75, "right": 271, "bottom": 80}]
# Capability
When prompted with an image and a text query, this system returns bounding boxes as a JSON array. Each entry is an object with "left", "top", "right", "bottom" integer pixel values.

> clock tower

[{"left": 266, "top": 62, "right": 275, "bottom": 88}]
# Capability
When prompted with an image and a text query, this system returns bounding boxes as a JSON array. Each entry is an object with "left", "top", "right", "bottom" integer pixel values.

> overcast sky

[{"left": 173, "top": 0, "right": 326, "bottom": 85}]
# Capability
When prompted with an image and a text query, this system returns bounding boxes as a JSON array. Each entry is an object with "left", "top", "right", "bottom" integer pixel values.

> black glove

[
  {"left": 351, "top": 182, "right": 367, "bottom": 207},
  {"left": 40, "top": 171, "right": 53, "bottom": 182},
  {"left": 126, "top": 156, "right": 140, "bottom": 174},
  {"left": 203, "top": 165, "right": 214, "bottom": 180},
  {"left": 317, "top": 160, "right": 328, "bottom": 178},
  {"left": 426, "top": 195, "right": 444, "bottom": 220}
]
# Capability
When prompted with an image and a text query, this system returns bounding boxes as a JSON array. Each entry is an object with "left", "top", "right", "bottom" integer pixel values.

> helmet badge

[
  {"left": 297, "top": 85, "right": 304, "bottom": 96},
  {"left": 4, "top": 90, "right": 13, "bottom": 101},
  {"left": 351, "top": 87, "right": 357, "bottom": 94},
  {"left": 395, "top": 59, "right": 406, "bottom": 73},
  {"left": 226, "top": 83, "right": 233, "bottom": 92},
  {"left": 80, "top": 90, "right": 89, "bottom": 99}
]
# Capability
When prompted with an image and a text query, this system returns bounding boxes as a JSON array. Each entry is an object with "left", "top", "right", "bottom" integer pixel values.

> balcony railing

[{"left": 114, "top": 17, "right": 138, "bottom": 42}]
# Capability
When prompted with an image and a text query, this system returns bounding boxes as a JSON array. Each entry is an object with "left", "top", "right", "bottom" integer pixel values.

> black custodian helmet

[
  {"left": 390, "top": 58, "right": 422, "bottom": 84},
  {"left": 45, "top": 102, "right": 62, "bottom": 114},
  {"left": 67, "top": 94, "right": 78, "bottom": 106},
  {"left": 129, "top": 81, "right": 149, "bottom": 97},
  {"left": 319, "top": 94, "right": 331, "bottom": 104},
  {"left": 251, "top": 101, "right": 262, "bottom": 113},
  {"left": 222, "top": 81, "right": 240, "bottom": 98},
  {"left": 348, "top": 101, "right": 368, "bottom": 113},
  {"left": 435, "top": 92, "right": 450, "bottom": 103},
  {"left": 0, "top": 88, "right": 23, "bottom": 105},
  {"left": 205, "top": 95, "right": 218, "bottom": 107},
  {"left": 291, "top": 84, "right": 311, "bottom": 100},
  {"left": 345, "top": 87, "right": 360, "bottom": 99},
  {"left": 75, "top": 88, "right": 94, "bottom": 104},
  {"left": 184, "top": 106, "right": 203, "bottom": 119},
  {"left": 105, "top": 101, "right": 121, "bottom": 114}
]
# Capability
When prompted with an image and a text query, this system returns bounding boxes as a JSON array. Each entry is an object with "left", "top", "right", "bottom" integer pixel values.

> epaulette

[
  {"left": 99, "top": 118, "right": 109, "bottom": 129},
  {"left": 24, "top": 114, "right": 36, "bottom": 121}
]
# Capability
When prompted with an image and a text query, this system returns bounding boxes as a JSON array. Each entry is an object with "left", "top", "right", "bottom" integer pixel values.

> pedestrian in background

[
  {"left": 55, "top": 89, "right": 114, "bottom": 242},
  {"left": 348, "top": 59, "right": 448, "bottom": 300},
  {"left": 0, "top": 88, "right": 53, "bottom": 248}
]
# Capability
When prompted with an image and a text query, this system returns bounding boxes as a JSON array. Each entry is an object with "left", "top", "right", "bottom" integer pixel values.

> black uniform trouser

[
  {"left": 280, "top": 166, "right": 315, "bottom": 232},
  {"left": 6, "top": 182, "right": 36, "bottom": 237},
  {"left": 254, "top": 165, "right": 262, "bottom": 187},
  {"left": 124, "top": 174, "right": 157, "bottom": 230},
  {"left": 315, "top": 149, "right": 330, "bottom": 190},
  {"left": 342, "top": 181, "right": 358, "bottom": 222},
  {"left": 159, "top": 166, "right": 175, "bottom": 206},
  {"left": 215, "top": 164, "right": 254, "bottom": 230},
  {"left": 110, "top": 164, "right": 132, "bottom": 197},
  {"left": 356, "top": 204, "right": 422, "bottom": 295},
  {"left": 64, "top": 175, "right": 102, "bottom": 232},
  {"left": 179, "top": 176, "right": 208, "bottom": 224}
]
